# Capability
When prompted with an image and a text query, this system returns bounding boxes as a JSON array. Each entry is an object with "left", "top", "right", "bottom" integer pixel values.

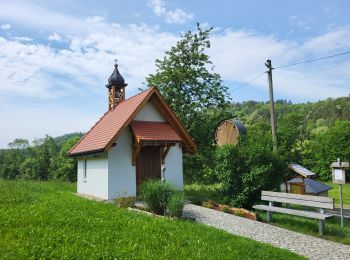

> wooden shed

[
  {"left": 215, "top": 119, "right": 247, "bottom": 146},
  {"left": 281, "top": 164, "right": 332, "bottom": 196}
]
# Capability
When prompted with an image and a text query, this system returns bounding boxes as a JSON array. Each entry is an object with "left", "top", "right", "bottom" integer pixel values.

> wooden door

[{"left": 136, "top": 146, "right": 161, "bottom": 192}]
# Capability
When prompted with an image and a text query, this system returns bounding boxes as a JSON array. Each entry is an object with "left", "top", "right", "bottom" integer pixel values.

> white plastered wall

[
  {"left": 134, "top": 101, "right": 166, "bottom": 122},
  {"left": 108, "top": 129, "right": 136, "bottom": 199},
  {"left": 77, "top": 155, "right": 109, "bottom": 199},
  {"left": 163, "top": 143, "right": 184, "bottom": 190}
]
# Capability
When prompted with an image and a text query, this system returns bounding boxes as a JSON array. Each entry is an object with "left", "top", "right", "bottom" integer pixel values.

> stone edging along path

[{"left": 183, "top": 204, "right": 350, "bottom": 260}]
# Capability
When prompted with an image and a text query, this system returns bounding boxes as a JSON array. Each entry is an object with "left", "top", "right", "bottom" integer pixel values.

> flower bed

[{"left": 202, "top": 200, "right": 256, "bottom": 220}]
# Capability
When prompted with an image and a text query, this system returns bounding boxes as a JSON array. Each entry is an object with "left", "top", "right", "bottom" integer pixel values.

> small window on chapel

[{"left": 83, "top": 159, "right": 87, "bottom": 182}]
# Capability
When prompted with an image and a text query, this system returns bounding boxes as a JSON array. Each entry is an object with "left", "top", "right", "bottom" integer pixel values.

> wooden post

[
  {"left": 265, "top": 60, "right": 277, "bottom": 151},
  {"left": 162, "top": 146, "right": 171, "bottom": 164}
]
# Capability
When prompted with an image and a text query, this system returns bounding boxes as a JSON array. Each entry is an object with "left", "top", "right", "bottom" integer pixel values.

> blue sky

[{"left": 0, "top": 0, "right": 349, "bottom": 147}]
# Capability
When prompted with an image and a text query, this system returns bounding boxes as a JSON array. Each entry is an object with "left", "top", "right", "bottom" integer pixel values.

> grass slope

[
  {"left": 326, "top": 182, "right": 350, "bottom": 208},
  {"left": 259, "top": 212, "right": 350, "bottom": 245},
  {"left": 0, "top": 180, "right": 302, "bottom": 259}
]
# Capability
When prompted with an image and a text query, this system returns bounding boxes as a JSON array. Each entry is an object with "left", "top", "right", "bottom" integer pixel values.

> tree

[
  {"left": 215, "top": 124, "right": 285, "bottom": 208},
  {"left": 302, "top": 121, "right": 350, "bottom": 180},
  {"left": 52, "top": 136, "right": 80, "bottom": 181},
  {"left": 146, "top": 23, "right": 231, "bottom": 183},
  {"left": 146, "top": 23, "right": 230, "bottom": 138}
]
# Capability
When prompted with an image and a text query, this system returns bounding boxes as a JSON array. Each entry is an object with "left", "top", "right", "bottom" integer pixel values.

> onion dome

[{"left": 106, "top": 60, "right": 128, "bottom": 88}]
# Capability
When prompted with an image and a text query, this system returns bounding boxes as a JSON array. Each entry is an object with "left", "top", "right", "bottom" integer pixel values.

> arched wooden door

[{"left": 136, "top": 146, "right": 161, "bottom": 192}]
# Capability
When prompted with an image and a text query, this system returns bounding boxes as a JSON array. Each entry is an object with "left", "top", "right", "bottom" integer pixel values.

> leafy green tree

[
  {"left": 52, "top": 136, "right": 80, "bottom": 181},
  {"left": 215, "top": 124, "right": 285, "bottom": 208},
  {"left": 146, "top": 23, "right": 230, "bottom": 183},
  {"left": 302, "top": 121, "right": 350, "bottom": 180},
  {"left": 277, "top": 112, "right": 306, "bottom": 162},
  {"left": 19, "top": 136, "right": 58, "bottom": 180},
  {"left": 0, "top": 139, "right": 29, "bottom": 179},
  {"left": 146, "top": 23, "right": 230, "bottom": 137}
]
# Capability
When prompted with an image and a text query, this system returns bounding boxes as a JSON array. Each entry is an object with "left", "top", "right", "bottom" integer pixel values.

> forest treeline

[
  {"left": 0, "top": 96, "right": 348, "bottom": 183},
  {"left": 0, "top": 133, "right": 82, "bottom": 181}
]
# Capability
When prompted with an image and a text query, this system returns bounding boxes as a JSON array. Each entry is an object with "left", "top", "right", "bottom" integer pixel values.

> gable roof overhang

[
  {"left": 130, "top": 121, "right": 182, "bottom": 144},
  {"left": 68, "top": 87, "right": 197, "bottom": 157}
]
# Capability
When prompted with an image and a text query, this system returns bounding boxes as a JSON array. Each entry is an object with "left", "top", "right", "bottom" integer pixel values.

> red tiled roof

[
  {"left": 130, "top": 121, "right": 182, "bottom": 142},
  {"left": 69, "top": 88, "right": 153, "bottom": 155},
  {"left": 68, "top": 87, "right": 197, "bottom": 156}
]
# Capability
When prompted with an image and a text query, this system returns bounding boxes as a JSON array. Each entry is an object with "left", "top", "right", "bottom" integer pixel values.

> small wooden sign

[{"left": 332, "top": 168, "right": 346, "bottom": 184}]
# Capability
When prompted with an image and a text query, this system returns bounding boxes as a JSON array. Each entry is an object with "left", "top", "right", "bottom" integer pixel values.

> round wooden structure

[{"left": 215, "top": 119, "right": 247, "bottom": 146}]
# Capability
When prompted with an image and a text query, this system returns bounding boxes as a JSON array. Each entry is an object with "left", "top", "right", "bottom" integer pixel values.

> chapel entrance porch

[{"left": 136, "top": 146, "right": 162, "bottom": 192}]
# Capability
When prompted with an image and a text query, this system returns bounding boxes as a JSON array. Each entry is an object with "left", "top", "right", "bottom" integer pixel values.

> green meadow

[{"left": 0, "top": 180, "right": 303, "bottom": 259}]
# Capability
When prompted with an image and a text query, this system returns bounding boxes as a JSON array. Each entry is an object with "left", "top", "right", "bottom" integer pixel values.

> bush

[
  {"left": 214, "top": 130, "right": 285, "bottom": 209},
  {"left": 166, "top": 192, "right": 186, "bottom": 218},
  {"left": 140, "top": 180, "right": 174, "bottom": 215},
  {"left": 140, "top": 180, "right": 186, "bottom": 217},
  {"left": 115, "top": 196, "right": 136, "bottom": 208}
]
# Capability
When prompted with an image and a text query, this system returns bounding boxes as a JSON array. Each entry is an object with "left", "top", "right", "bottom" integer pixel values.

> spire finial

[{"left": 114, "top": 58, "right": 118, "bottom": 67}]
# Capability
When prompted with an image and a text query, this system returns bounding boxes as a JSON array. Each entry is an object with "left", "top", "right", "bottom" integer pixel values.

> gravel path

[{"left": 183, "top": 204, "right": 350, "bottom": 260}]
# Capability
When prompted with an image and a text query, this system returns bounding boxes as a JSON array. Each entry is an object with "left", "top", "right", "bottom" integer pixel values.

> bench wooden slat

[
  {"left": 253, "top": 205, "right": 333, "bottom": 220},
  {"left": 261, "top": 195, "right": 334, "bottom": 209},
  {"left": 262, "top": 191, "right": 333, "bottom": 203}
]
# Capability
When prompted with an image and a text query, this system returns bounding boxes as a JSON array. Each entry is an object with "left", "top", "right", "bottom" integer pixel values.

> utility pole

[{"left": 265, "top": 60, "right": 277, "bottom": 151}]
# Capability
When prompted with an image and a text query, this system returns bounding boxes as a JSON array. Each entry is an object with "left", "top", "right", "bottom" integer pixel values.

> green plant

[
  {"left": 166, "top": 192, "right": 186, "bottom": 218},
  {"left": 201, "top": 200, "right": 215, "bottom": 209},
  {"left": 222, "top": 205, "right": 230, "bottom": 213},
  {"left": 214, "top": 127, "right": 285, "bottom": 209},
  {"left": 140, "top": 180, "right": 174, "bottom": 215},
  {"left": 0, "top": 180, "right": 303, "bottom": 259},
  {"left": 115, "top": 196, "right": 136, "bottom": 208}
]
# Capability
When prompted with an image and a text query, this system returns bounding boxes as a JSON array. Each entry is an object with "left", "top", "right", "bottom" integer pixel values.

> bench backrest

[{"left": 261, "top": 191, "right": 334, "bottom": 209}]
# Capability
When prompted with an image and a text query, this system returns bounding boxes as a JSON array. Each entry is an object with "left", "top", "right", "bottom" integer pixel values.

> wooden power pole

[{"left": 265, "top": 60, "right": 277, "bottom": 151}]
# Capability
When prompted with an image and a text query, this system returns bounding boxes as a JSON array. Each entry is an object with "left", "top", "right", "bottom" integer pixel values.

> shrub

[
  {"left": 221, "top": 205, "right": 230, "bottom": 213},
  {"left": 166, "top": 192, "right": 186, "bottom": 218},
  {"left": 201, "top": 200, "right": 215, "bottom": 209},
  {"left": 115, "top": 196, "right": 136, "bottom": 208},
  {"left": 214, "top": 131, "right": 285, "bottom": 209},
  {"left": 140, "top": 180, "right": 174, "bottom": 215}
]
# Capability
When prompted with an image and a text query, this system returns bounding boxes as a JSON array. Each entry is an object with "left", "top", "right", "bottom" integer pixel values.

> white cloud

[
  {"left": 303, "top": 26, "right": 350, "bottom": 53},
  {"left": 0, "top": 0, "right": 350, "bottom": 147},
  {"left": 48, "top": 32, "right": 62, "bottom": 41},
  {"left": 147, "top": 0, "right": 193, "bottom": 24},
  {"left": 209, "top": 28, "right": 350, "bottom": 99},
  {"left": 1, "top": 23, "right": 11, "bottom": 30},
  {"left": 86, "top": 16, "right": 105, "bottom": 25},
  {"left": 10, "top": 36, "right": 32, "bottom": 42}
]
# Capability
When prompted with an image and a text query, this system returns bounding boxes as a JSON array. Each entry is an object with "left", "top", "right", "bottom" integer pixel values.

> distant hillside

[
  {"left": 54, "top": 132, "right": 83, "bottom": 148},
  {"left": 230, "top": 96, "right": 350, "bottom": 127}
]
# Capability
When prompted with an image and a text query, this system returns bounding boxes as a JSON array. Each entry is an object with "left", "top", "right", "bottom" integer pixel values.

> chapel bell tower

[{"left": 106, "top": 60, "right": 128, "bottom": 110}]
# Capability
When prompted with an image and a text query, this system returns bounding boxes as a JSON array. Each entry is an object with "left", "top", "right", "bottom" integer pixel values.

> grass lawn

[
  {"left": 185, "top": 183, "right": 224, "bottom": 205},
  {"left": 258, "top": 212, "right": 350, "bottom": 245},
  {"left": 326, "top": 182, "right": 350, "bottom": 208},
  {"left": 0, "top": 180, "right": 303, "bottom": 259}
]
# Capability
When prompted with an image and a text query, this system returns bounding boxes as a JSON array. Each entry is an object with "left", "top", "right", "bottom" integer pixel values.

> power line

[
  {"left": 274, "top": 50, "right": 350, "bottom": 69},
  {"left": 231, "top": 71, "right": 266, "bottom": 92},
  {"left": 231, "top": 50, "right": 350, "bottom": 92}
]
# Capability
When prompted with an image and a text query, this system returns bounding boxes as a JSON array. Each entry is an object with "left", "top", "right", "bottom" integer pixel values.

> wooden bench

[{"left": 253, "top": 191, "right": 334, "bottom": 235}]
